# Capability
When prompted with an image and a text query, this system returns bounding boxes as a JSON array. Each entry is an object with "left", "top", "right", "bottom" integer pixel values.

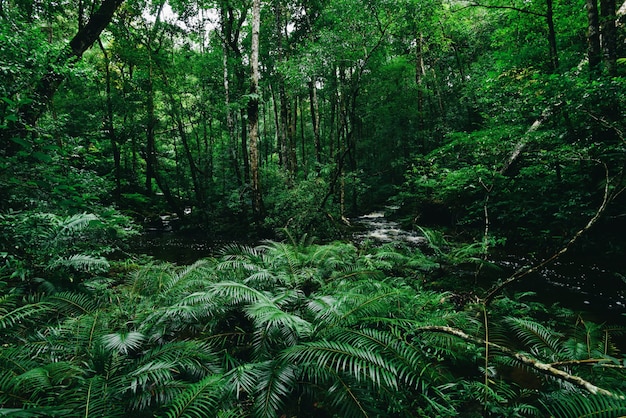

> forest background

[{"left": 1, "top": 0, "right": 626, "bottom": 416}]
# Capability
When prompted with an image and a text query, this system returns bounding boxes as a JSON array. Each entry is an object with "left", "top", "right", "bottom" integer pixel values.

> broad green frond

[
  {"left": 54, "top": 213, "right": 99, "bottom": 239},
  {"left": 102, "top": 331, "right": 145, "bottom": 355},
  {"left": 224, "top": 363, "right": 259, "bottom": 398},
  {"left": 163, "top": 375, "right": 228, "bottom": 418},
  {"left": 283, "top": 340, "right": 399, "bottom": 389},
  {"left": 246, "top": 300, "right": 312, "bottom": 336},
  {"left": 253, "top": 360, "right": 296, "bottom": 418},
  {"left": 0, "top": 302, "right": 52, "bottom": 332},
  {"left": 48, "top": 254, "right": 110, "bottom": 273},
  {"left": 541, "top": 391, "right": 626, "bottom": 418},
  {"left": 48, "top": 292, "right": 99, "bottom": 315},
  {"left": 208, "top": 281, "right": 270, "bottom": 305},
  {"left": 505, "top": 316, "right": 564, "bottom": 356}
]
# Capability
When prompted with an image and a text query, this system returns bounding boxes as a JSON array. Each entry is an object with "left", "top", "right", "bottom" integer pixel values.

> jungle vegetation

[{"left": 1, "top": 0, "right": 626, "bottom": 416}]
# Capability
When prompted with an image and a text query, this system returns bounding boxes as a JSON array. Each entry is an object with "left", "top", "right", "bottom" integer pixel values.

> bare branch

[
  {"left": 484, "top": 161, "right": 613, "bottom": 304},
  {"left": 418, "top": 325, "right": 624, "bottom": 398}
]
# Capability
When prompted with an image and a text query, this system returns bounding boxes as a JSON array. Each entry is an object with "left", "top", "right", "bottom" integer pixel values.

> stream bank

[{"left": 133, "top": 210, "right": 626, "bottom": 323}]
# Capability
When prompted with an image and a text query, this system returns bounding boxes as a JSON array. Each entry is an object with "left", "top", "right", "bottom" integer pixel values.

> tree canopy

[{"left": 1, "top": 0, "right": 626, "bottom": 416}]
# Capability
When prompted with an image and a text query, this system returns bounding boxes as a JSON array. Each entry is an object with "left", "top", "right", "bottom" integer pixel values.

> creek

[{"left": 133, "top": 210, "right": 626, "bottom": 324}]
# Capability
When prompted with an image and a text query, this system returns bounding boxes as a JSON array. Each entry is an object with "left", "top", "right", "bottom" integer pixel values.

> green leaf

[{"left": 31, "top": 152, "right": 52, "bottom": 162}]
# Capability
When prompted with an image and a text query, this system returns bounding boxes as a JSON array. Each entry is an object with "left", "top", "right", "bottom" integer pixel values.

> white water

[{"left": 352, "top": 210, "right": 426, "bottom": 246}]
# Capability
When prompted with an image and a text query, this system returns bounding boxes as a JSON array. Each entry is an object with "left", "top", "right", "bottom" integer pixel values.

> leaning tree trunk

[{"left": 22, "top": 0, "right": 125, "bottom": 129}]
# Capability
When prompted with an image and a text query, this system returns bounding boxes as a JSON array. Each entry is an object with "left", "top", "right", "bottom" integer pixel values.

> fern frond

[
  {"left": 253, "top": 360, "right": 296, "bottom": 418},
  {"left": 48, "top": 254, "right": 110, "bottom": 273},
  {"left": 55, "top": 213, "right": 99, "bottom": 238},
  {"left": 102, "top": 331, "right": 145, "bottom": 355},
  {"left": 208, "top": 281, "right": 270, "bottom": 306},
  {"left": 282, "top": 340, "right": 399, "bottom": 389},
  {"left": 505, "top": 316, "right": 564, "bottom": 357},
  {"left": 541, "top": 391, "right": 626, "bottom": 418},
  {"left": 0, "top": 301, "right": 52, "bottom": 332},
  {"left": 163, "top": 375, "right": 227, "bottom": 418},
  {"left": 47, "top": 292, "right": 99, "bottom": 316}
]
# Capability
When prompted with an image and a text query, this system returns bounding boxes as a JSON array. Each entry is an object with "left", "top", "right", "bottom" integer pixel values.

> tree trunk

[
  {"left": 587, "top": 0, "right": 602, "bottom": 76},
  {"left": 308, "top": 80, "right": 322, "bottom": 166},
  {"left": 546, "top": 0, "right": 559, "bottom": 71},
  {"left": 600, "top": 0, "right": 617, "bottom": 76},
  {"left": 248, "top": 0, "right": 263, "bottom": 221},
  {"left": 98, "top": 38, "right": 121, "bottom": 202},
  {"left": 221, "top": 5, "right": 242, "bottom": 187},
  {"left": 145, "top": 61, "right": 157, "bottom": 196}
]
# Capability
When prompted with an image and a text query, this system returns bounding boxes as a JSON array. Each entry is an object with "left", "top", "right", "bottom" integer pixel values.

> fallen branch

[
  {"left": 484, "top": 161, "right": 615, "bottom": 305},
  {"left": 418, "top": 325, "right": 623, "bottom": 398}
]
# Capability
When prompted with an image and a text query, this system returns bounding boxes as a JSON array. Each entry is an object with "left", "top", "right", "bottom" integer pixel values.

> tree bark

[
  {"left": 220, "top": 4, "right": 242, "bottom": 187},
  {"left": 546, "top": 0, "right": 559, "bottom": 71},
  {"left": 308, "top": 80, "right": 322, "bottom": 166},
  {"left": 248, "top": 0, "right": 263, "bottom": 221},
  {"left": 587, "top": 0, "right": 602, "bottom": 76},
  {"left": 600, "top": 0, "right": 617, "bottom": 76}
]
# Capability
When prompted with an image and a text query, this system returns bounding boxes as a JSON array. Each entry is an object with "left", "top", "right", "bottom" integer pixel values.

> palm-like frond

[
  {"left": 163, "top": 375, "right": 228, "bottom": 418},
  {"left": 208, "top": 281, "right": 271, "bottom": 305},
  {"left": 0, "top": 301, "right": 52, "bottom": 333},
  {"left": 47, "top": 292, "right": 100, "bottom": 316},
  {"left": 283, "top": 340, "right": 399, "bottom": 389},
  {"left": 252, "top": 360, "right": 296, "bottom": 418},
  {"left": 102, "top": 331, "right": 145, "bottom": 355},
  {"left": 541, "top": 391, "right": 626, "bottom": 418},
  {"left": 48, "top": 255, "right": 110, "bottom": 273},
  {"left": 505, "top": 316, "right": 564, "bottom": 358},
  {"left": 53, "top": 213, "right": 99, "bottom": 240}
]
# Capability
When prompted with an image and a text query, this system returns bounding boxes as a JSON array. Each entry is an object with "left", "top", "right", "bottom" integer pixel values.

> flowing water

[
  {"left": 351, "top": 210, "right": 626, "bottom": 324},
  {"left": 134, "top": 210, "right": 626, "bottom": 323}
]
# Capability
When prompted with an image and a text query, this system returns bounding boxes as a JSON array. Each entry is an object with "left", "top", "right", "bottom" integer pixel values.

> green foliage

[
  {"left": 1, "top": 239, "right": 625, "bottom": 417},
  {"left": 0, "top": 210, "right": 137, "bottom": 288}
]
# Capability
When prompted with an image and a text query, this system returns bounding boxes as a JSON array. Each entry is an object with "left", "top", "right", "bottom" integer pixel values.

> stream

[{"left": 134, "top": 210, "right": 626, "bottom": 323}]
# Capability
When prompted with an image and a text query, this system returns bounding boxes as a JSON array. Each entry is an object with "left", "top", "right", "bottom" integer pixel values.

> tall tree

[{"left": 248, "top": 0, "right": 263, "bottom": 220}]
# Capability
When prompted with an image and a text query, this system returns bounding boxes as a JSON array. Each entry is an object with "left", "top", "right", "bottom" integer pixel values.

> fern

[
  {"left": 48, "top": 292, "right": 100, "bottom": 316},
  {"left": 541, "top": 391, "right": 626, "bottom": 418},
  {"left": 505, "top": 316, "right": 564, "bottom": 358},
  {"left": 253, "top": 360, "right": 296, "bottom": 418},
  {"left": 48, "top": 255, "right": 110, "bottom": 273},
  {"left": 102, "top": 331, "right": 145, "bottom": 355},
  {"left": 0, "top": 302, "right": 52, "bottom": 332},
  {"left": 163, "top": 375, "right": 227, "bottom": 418}
]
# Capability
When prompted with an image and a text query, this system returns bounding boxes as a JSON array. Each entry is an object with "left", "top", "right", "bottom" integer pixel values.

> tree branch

[
  {"left": 20, "top": 0, "right": 125, "bottom": 128},
  {"left": 484, "top": 161, "right": 614, "bottom": 305},
  {"left": 418, "top": 325, "right": 623, "bottom": 398}
]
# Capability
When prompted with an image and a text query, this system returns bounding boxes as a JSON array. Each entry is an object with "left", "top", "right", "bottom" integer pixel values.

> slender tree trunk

[
  {"left": 308, "top": 80, "right": 322, "bottom": 166},
  {"left": 587, "top": 0, "right": 602, "bottom": 76},
  {"left": 221, "top": 6, "right": 242, "bottom": 187},
  {"left": 248, "top": 0, "right": 263, "bottom": 221},
  {"left": 546, "top": 0, "right": 559, "bottom": 72},
  {"left": 299, "top": 95, "right": 306, "bottom": 171},
  {"left": 98, "top": 38, "right": 121, "bottom": 202},
  {"left": 145, "top": 60, "right": 156, "bottom": 196},
  {"left": 600, "top": 0, "right": 617, "bottom": 76}
]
